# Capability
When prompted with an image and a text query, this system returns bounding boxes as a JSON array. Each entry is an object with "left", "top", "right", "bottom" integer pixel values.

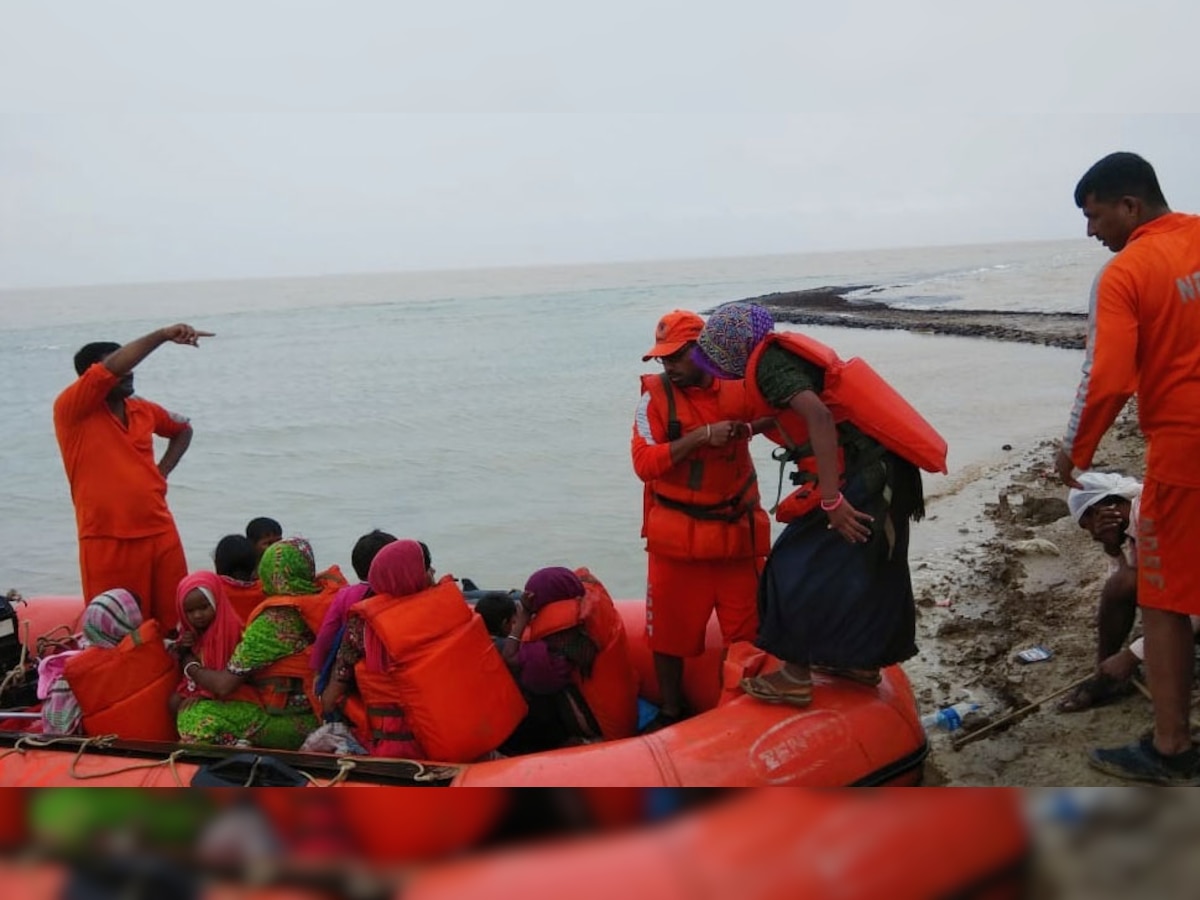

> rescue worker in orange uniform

[
  {"left": 631, "top": 310, "right": 770, "bottom": 731},
  {"left": 54, "top": 324, "right": 213, "bottom": 631},
  {"left": 1055, "top": 152, "right": 1200, "bottom": 784}
]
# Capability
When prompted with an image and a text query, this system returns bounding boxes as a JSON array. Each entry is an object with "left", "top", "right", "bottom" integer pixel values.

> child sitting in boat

[
  {"left": 246, "top": 516, "right": 283, "bottom": 565},
  {"left": 171, "top": 571, "right": 245, "bottom": 718},
  {"left": 213, "top": 534, "right": 267, "bottom": 621}
]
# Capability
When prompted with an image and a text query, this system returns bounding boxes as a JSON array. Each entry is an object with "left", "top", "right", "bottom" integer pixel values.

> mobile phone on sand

[{"left": 1015, "top": 646, "right": 1053, "bottom": 664}]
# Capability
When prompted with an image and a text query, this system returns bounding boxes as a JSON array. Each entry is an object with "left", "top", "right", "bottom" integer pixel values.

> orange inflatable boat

[{"left": 0, "top": 594, "right": 928, "bottom": 787}]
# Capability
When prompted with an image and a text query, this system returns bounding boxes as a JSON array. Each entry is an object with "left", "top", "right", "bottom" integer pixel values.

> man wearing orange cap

[{"left": 631, "top": 310, "right": 771, "bottom": 731}]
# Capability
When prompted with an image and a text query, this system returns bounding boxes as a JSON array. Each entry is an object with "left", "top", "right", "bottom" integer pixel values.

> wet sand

[{"left": 727, "top": 284, "right": 1088, "bottom": 349}]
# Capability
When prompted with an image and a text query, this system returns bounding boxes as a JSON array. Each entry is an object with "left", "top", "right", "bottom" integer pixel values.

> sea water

[{"left": 0, "top": 239, "right": 1106, "bottom": 598}]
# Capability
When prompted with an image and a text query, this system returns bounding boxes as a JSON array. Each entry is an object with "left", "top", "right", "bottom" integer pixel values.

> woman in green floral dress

[{"left": 177, "top": 538, "right": 333, "bottom": 750}]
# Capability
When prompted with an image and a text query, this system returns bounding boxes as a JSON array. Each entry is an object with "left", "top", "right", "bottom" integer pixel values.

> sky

[{"left": 2, "top": 1, "right": 1198, "bottom": 289}]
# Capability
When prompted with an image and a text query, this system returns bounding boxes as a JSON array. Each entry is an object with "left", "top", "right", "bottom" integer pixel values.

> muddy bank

[
  {"left": 908, "top": 405, "right": 1190, "bottom": 786},
  {"left": 718, "top": 285, "right": 1088, "bottom": 349}
]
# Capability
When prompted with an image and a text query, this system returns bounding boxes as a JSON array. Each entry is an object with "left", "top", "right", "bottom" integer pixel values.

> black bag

[{"left": 189, "top": 753, "right": 309, "bottom": 787}]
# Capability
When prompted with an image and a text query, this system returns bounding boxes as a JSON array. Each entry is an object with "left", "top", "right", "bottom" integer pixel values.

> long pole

[{"left": 950, "top": 673, "right": 1093, "bottom": 751}]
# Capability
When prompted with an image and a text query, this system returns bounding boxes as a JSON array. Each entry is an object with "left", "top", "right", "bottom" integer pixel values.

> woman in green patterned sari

[{"left": 177, "top": 538, "right": 329, "bottom": 750}]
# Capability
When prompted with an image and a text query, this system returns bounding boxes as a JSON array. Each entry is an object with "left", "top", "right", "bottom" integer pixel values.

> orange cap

[{"left": 642, "top": 310, "right": 704, "bottom": 361}]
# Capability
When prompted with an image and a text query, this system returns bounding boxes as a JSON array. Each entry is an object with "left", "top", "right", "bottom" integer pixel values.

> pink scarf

[
  {"left": 362, "top": 540, "right": 431, "bottom": 672},
  {"left": 175, "top": 571, "right": 244, "bottom": 696}
]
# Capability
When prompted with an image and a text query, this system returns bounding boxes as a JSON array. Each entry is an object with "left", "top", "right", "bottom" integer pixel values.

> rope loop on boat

[
  {"left": 35, "top": 624, "right": 79, "bottom": 658},
  {"left": 296, "top": 756, "right": 357, "bottom": 787},
  {"left": 0, "top": 622, "right": 31, "bottom": 701},
  {"left": 64, "top": 736, "right": 187, "bottom": 787}
]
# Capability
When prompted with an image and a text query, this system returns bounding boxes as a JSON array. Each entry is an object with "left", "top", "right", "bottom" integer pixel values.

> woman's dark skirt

[{"left": 756, "top": 452, "right": 920, "bottom": 669}]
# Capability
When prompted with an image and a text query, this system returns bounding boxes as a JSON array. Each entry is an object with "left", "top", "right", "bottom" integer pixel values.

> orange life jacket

[
  {"left": 352, "top": 580, "right": 528, "bottom": 762},
  {"left": 239, "top": 587, "right": 339, "bottom": 715},
  {"left": 317, "top": 565, "right": 349, "bottom": 591},
  {"left": 744, "top": 332, "right": 948, "bottom": 521},
  {"left": 220, "top": 578, "right": 267, "bottom": 623},
  {"left": 64, "top": 619, "right": 179, "bottom": 742},
  {"left": 525, "top": 568, "right": 638, "bottom": 741},
  {"left": 640, "top": 373, "right": 771, "bottom": 560}
]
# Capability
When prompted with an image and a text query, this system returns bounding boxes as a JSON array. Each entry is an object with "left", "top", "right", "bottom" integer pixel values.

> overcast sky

[{"left": 2, "top": 1, "right": 1198, "bottom": 289}]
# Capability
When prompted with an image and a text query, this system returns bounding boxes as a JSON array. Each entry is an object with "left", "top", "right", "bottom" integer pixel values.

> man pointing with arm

[{"left": 54, "top": 323, "right": 214, "bottom": 631}]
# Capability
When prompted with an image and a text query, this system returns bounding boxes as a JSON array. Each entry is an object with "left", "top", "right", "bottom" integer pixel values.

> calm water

[{"left": 0, "top": 239, "right": 1106, "bottom": 599}]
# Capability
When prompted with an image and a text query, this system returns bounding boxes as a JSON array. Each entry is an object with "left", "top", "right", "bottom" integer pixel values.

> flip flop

[
  {"left": 740, "top": 673, "right": 813, "bottom": 708},
  {"left": 1056, "top": 674, "right": 1132, "bottom": 713},
  {"left": 812, "top": 666, "right": 882, "bottom": 687}
]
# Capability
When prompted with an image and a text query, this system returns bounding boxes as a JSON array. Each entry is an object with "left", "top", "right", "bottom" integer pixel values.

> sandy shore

[{"left": 911, "top": 409, "right": 1159, "bottom": 786}]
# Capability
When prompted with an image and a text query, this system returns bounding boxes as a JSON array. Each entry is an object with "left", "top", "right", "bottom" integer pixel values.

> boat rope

[
  {"left": 0, "top": 733, "right": 113, "bottom": 763},
  {"left": 64, "top": 736, "right": 187, "bottom": 786},
  {"left": 35, "top": 624, "right": 79, "bottom": 657},
  {"left": 0, "top": 733, "right": 185, "bottom": 786},
  {"left": 0, "top": 621, "right": 30, "bottom": 700},
  {"left": 296, "top": 756, "right": 357, "bottom": 787},
  {"left": 410, "top": 761, "right": 459, "bottom": 783}
]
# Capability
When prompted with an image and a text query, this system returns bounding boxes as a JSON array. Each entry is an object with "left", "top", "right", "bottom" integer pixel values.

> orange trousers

[
  {"left": 78, "top": 529, "right": 188, "bottom": 632},
  {"left": 646, "top": 554, "right": 763, "bottom": 657},
  {"left": 1137, "top": 479, "right": 1200, "bottom": 615}
]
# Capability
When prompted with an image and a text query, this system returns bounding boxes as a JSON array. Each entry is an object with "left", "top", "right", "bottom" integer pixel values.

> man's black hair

[
  {"left": 73, "top": 342, "right": 120, "bottom": 377},
  {"left": 351, "top": 529, "right": 397, "bottom": 581},
  {"left": 475, "top": 592, "right": 517, "bottom": 636},
  {"left": 214, "top": 534, "right": 257, "bottom": 581},
  {"left": 246, "top": 517, "right": 283, "bottom": 543},
  {"left": 1074, "top": 152, "right": 1168, "bottom": 209}
]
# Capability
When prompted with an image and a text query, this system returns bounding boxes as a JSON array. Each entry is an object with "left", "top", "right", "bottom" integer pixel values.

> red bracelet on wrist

[{"left": 820, "top": 492, "right": 844, "bottom": 512}]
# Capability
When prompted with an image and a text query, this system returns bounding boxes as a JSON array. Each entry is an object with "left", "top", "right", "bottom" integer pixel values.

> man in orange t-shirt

[
  {"left": 631, "top": 310, "right": 770, "bottom": 732},
  {"left": 1055, "top": 152, "right": 1200, "bottom": 785},
  {"left": 54, "top": 324, "right": 214, "bottom": 631}
]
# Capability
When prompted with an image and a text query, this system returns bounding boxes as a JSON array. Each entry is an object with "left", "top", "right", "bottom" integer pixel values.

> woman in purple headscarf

[
  {"left": 691, "top": 303, "right": 928, "bottom": 706},
  {"left": 496, "top": 567, "right": 608, "bottom": 752}
]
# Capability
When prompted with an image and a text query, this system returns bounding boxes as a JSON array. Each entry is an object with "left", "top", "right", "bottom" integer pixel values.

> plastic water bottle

[{"left": 920, "top": 701, "right": 980, "bottom": 732}]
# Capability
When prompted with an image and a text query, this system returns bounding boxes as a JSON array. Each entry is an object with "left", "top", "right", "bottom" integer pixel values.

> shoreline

[{"left": 715, "top": 284, "right": 1088, "bottom": 349}]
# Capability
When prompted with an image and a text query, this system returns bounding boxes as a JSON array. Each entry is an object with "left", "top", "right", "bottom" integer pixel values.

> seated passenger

[
  {"left": 40, "top": 588, "right": 179, "bottom": 741},
  {"left": 322, "top": 540, "right": 526, "bottom": 762},
  {"left": 171, "top": 571, "right": 244, "bottom": 717},
  {"left": 309, "top": 529, "right": 398, "bottom": 695},
  {"left": 177, "top": 537, "right": 339, "bottom": 750},
  {"left": 213, "top": 534, "right": 267, "bottom": 621},
  {"left": 246, "top": 517, "right": 283, "bottom": 565},
  {"left": 477, "top": 589, "right": 582, "bottom": 754},
  {"left": 501, "top": 567, "right": 638, "bottom": 744}
]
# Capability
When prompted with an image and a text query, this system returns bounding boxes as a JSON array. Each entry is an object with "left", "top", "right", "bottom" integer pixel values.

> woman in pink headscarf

[
  {"left": 170, "top": 571, "right": 245, "bottom": 715},
  {"left": 320, "top": 540, "right": 434, "bottom": 757}
]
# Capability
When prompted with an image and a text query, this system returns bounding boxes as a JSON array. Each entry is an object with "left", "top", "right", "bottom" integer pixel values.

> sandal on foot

[
  {"left": 812, "top": 665, "right": 882, "bottom": 686},
  {"left": 1056, "top": 674, "right": 1130, "bottom": 714},
  {"left": 740, "top": 672, "right": 813, "bottom": 708}
]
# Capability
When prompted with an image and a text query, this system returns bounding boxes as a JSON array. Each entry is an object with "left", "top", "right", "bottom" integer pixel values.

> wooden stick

[
  {"left": 950, "top": 673, "right": 1094, "bottom": 751},
  {"left": 1130, "top": 677, "right": 1200, "bottom": 732}
]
